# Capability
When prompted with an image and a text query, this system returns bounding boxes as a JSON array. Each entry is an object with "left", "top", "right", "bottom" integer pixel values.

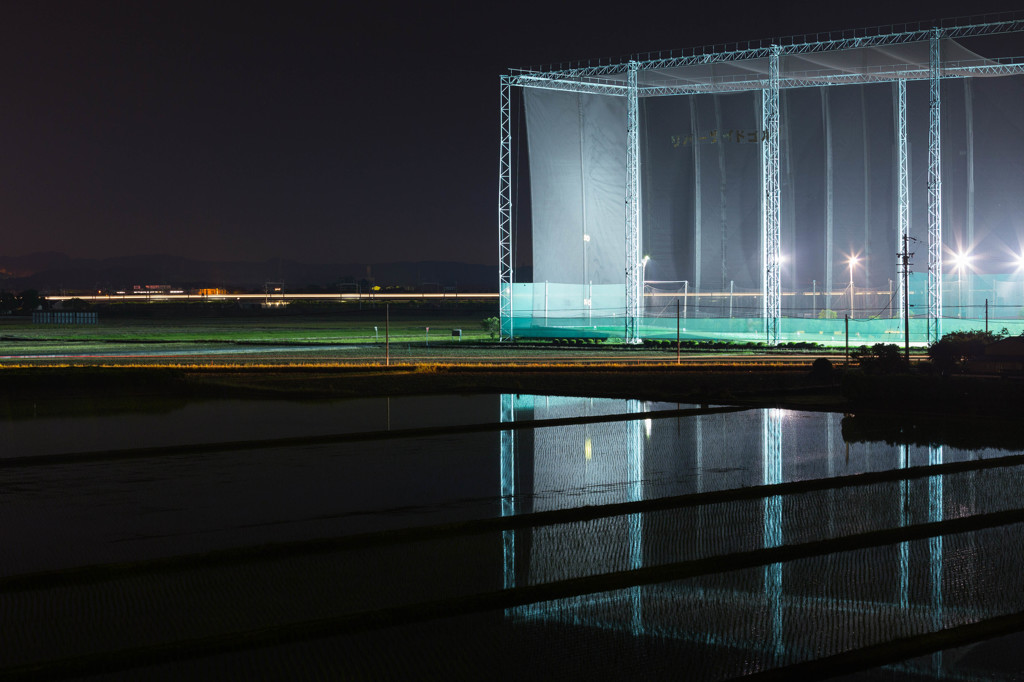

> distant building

[{"left": 132, "top": 284, "right": 186, "bottom": 295}]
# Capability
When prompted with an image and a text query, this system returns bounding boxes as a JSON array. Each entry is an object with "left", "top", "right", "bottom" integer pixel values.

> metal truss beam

[
  {"left": 507, "top": 74, "right": 627, "bottom": 97},
  {"left": 513, "top": 17, "right": 1024, "bottom": 80},
  {"left": 957, "top": 61, "right": 1024, "bottom": 76},
  {"left": 762, "top": 47, "right": 781, "bottom": 345},
  {"left": 636, "top": 61, "right": 1024, "bottom": 97},
  {"left": 928, "top": 30, "right": 943, "bottom": 343},
  {"left": 896, "top": 79, "right": 909, "bottom": 324},
  {"left": 498, "top": 76, "right": 514, "bottom": 341},
  {"left": 506, "top": 60, "right": 1024, "bottom": 99},
  {"left": 506, "top": 46, "right": 1024, "bottom": 100},
  {"left": 625, "top": 61, "right": 642, "bottom": 344}
]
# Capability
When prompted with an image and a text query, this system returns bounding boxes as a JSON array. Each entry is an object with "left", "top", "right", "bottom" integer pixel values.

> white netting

[{"left": 517, "top": 35, "right": 1024, "bottom": 330}]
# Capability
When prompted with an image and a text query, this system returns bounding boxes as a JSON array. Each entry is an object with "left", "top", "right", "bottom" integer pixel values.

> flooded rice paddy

[{"left": 2, "top": 394, "right": 1023, "bottom": 680}]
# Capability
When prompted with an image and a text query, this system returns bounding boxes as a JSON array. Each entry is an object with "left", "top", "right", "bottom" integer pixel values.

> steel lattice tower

[
  {"left": 896, "top": 79, "right": 909, "bottom": 326},
  {"left": 498, "top": 76, "right": 514, "bottom": 341},
  {"left": 762, "top": 46, "right": 781, "bottom": 344},
  {"left": 927, "top": 29, "right": 943, "bottom": 343},
  {"left": 625, "top": 61, "right": 642, "bottom": 343}
]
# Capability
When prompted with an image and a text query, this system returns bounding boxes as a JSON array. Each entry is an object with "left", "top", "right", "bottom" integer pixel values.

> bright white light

[
  {"left": 1017, "top": 253, "right": 1024, "bottom": 270},
  {"left": 847, "top": 255, "right": 860, "bottom": 290},
  {"left": 950, "top": 251, "right": 972, "bottom": 272}
]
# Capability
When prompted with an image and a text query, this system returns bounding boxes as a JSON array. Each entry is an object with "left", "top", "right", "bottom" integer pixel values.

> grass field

[
  {"left": 1, "top": 311, "right": 1018, "bottom": 428},
  {"left": 0, "top": 311, "right": 883, "bottom": 370},
  {"left": 0, "top": 314, "right": 497, "bottom": 349}
]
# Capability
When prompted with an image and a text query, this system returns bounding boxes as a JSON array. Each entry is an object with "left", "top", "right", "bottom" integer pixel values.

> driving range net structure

[{"left": 498, "top": 15, "right": 1024, "bottom": 345}]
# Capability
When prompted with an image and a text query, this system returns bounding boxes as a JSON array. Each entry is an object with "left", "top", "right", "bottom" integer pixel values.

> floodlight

[{"left": 950, "top": 250, "right": 972, "bottom": 272}]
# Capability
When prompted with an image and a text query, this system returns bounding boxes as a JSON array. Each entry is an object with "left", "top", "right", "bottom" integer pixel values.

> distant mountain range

[{"left": 0, "top": 253, "right": 505, "bottom": 293}]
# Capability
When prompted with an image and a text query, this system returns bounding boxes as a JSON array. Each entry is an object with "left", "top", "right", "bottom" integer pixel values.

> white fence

[{"left": 32, "top": 311, "right": 98, "bottom": 325}]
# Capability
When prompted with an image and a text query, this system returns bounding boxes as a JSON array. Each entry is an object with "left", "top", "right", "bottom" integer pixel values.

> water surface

[{"left": 2, "top": 393, "right": 1020, "bottom": 680}]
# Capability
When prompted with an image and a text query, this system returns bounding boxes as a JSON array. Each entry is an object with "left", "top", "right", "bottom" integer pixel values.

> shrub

[
  {"left": 928, "top": 330, "right": 1003, "bottom": 374},
  {"left": 480, "top": 317, "right": 500, "bottom": 340},
  {"left": 857, "top": 343, "right": 906, "bottom": 374},
  {"left": 810, "top": 357, "right": 834, "bottom": 382}
]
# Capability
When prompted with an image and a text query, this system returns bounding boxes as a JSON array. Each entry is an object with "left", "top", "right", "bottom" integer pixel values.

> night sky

[{"left": 0, "top": 1, "right": 1020, "bottom": 266}]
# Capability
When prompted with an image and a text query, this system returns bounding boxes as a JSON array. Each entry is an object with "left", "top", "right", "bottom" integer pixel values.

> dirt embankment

[{"left": 1, "top": 363, "right": 1021, "bottom": 424}]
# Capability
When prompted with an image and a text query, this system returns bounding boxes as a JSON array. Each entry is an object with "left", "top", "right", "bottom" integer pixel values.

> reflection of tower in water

[
  {"left": 500, "top": 394, "right": 515, "bottom": 594},
  {"left": 763, "top": 408, "right": 784, "bottom": 662},
  {"left": 498, "top": 396, "right": 989, "bottom": 678},
  {"left": 929, "top": 444, "right": 944, "bottom": 673},
  {"left": 628, "top": 399, "right": 644, "bottom": 635}
]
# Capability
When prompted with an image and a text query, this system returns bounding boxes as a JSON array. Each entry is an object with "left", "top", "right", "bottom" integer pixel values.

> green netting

[
  {"left": 504, "top": 275, "right": 1024, "bottom": 346},
  {"left": 508, "top": 315, "right": 1024, "bottom": 346}
]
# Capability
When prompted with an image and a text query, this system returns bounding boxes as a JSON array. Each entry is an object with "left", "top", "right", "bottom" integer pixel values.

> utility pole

[
  {"left": 899, "top": 233, "right": 914, "bottom": 363},
  {"left": 845, "top": 314, "right": 849, "bottom": 366}
]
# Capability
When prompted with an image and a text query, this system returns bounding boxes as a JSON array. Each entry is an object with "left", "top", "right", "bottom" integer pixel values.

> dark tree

[
  {"left": 810, "top": 356, "right": 834, "bottom": 382},
  {"left": 928, "top": 330, "right": 1003, "bottom": 375},
  {"left": 0, "top": 291, "right": 16, "bottom": 313},
  {"left": 17, "top": 290, "right": 41, "bottom": 313}
]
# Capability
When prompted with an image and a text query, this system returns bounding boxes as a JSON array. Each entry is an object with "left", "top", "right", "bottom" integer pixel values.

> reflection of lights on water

[
  {"left": 585, "top": 437, "right": 592, "bottom": 460},
  {"left": 644, "top": 418, "right": 652, "bottom": 438}
]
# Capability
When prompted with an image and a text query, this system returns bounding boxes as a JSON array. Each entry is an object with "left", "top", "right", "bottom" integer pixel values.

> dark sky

[{"left": 0, "top": 0, "right": 1020, "bottom": 265}]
